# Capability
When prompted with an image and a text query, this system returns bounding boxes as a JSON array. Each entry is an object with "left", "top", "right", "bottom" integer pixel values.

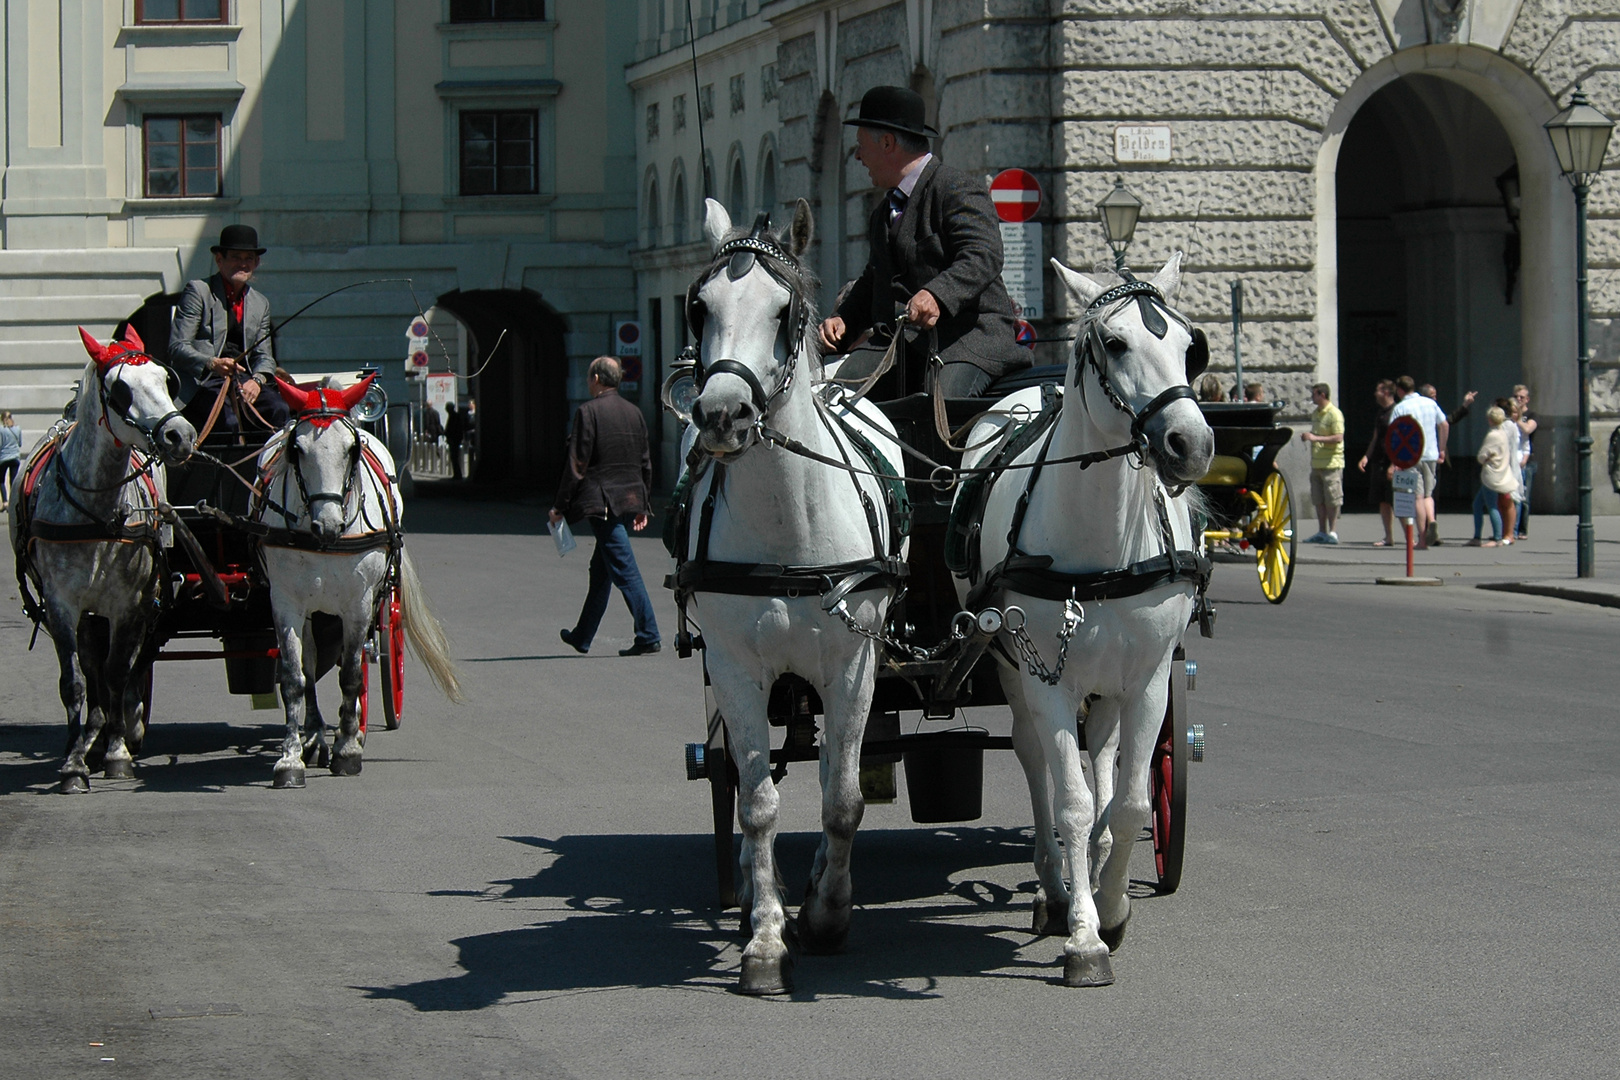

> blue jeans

[
  {"left": 571, "top": 515, "right": 659, "bottom": 647},
  {"left": 1472, "top": 485, "right": 1502, "bottom": 541},
  {"left": 1517, "top": 461, "right": 1536, "bottom": 534}
]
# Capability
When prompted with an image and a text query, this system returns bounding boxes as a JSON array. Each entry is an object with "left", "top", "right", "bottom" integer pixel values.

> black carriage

[
  {"left": 682, "top": 364, "right": 1207, "bottom": 905},
  {"left": 1194, "top": 400, "right": 1297, "bottom": 604}
]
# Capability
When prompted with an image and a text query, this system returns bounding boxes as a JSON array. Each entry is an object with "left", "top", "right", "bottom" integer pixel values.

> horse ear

[
  {"left": 788, "top": 198, "right": 814, "bottom": 257},
  {"left": 120, "top": 325, "right": 146, "bottom": 354},
  {"left": 336, "top": 373, "right": 376, "bottom": 411},
  {"left": 275, "top": 377, "right": 314, "bottom": 413},
  {"left": 703, "top": 198, "right": 733, "bottom": 251},
  {"left": 1151, "top": 251, "right": 1185, "bottom": 301},
  {"left": 78, "top": 327, "right": 109, "bottom": 364},
  {"left": 1050, "top": 259, "right": 1105, "bottom": 307}
]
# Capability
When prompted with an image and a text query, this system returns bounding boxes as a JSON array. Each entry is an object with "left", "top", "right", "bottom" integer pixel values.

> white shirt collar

[{"left": 896, "top": 153, "right": 932, "bottom": 198}]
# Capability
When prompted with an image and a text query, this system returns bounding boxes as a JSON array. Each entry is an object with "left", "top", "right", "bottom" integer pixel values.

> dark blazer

[
  {"left": 168, "top": 274, "right": 276, "bottom": 405},
  {"left": 834, "top": 157, "right": 1030, "bottom": 380},
  {"left": 553, "top": 392, "right": 652, "bottom": 521}
]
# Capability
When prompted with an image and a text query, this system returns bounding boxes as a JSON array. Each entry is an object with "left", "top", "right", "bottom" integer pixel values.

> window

[
  {"left": 460, "top": 111, "right": 538, "bottom": 195},
  {"left": 671, "top": 172, "right": 687, "bottom": 245},
  {"left": 729, "top": 74, "right": 745, "bottom": 116},
  {"left": 673, "top": 94, "right": 686, "bottom": 132},
  {"left": 135, "top": 0, "right": 225, "bottom": 23},
  {"left": 449, "top": 0, "right": 544, "bottom": 20},
  {"left": 759, "top": 152, "right": 775, "bottom": 216},
  {"left": 143, "top": 115, "right": 221, "bottom": 198},
  {"left": 727, "top": 158, "right": 746, "bottom": 221},
  {"left": 645, "top": 177, "right": 660, "bottom": 247},
  {"left": 646, "top": 103, "right": 659, "bottom": 143}
]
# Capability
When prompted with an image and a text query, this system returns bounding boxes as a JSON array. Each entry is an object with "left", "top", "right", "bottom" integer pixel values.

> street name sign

[{"left": 1114, "top": 125, "right": 1172, "bottom": 163}]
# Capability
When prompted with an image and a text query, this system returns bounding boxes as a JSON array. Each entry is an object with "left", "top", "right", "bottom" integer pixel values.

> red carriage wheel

[
  {"left": 1149, "top": 654, "right": 1190, "bottom": 894},
  {"left": 379, "top": 584, "right": 404, "bottom": 730}
]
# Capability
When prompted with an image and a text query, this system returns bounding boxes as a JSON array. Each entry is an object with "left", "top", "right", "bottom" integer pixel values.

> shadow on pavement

[
  {"left": 404, "top": 494, "right": 551, "bottom": 536},
  {"left": 0, "top": 719, "right": 287, "bottom": 795},
  {"left": 361, "top": 826, "right": 1125, "bottom": 1007}
]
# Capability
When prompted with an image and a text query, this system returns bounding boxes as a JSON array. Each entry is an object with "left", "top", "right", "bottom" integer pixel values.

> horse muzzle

[
  {"left": 690, "top": 385, "right": 759, "bottom": 456},
  {"left": 1139, "top": 402, "right": 1214, "bottom": 486},
  {"left": 154, "top": 415, "right": 198, "bottom": 465}
]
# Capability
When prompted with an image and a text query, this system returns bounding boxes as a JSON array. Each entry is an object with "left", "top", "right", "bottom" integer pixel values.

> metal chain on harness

[
  {"left": 1002, "top": 598, "right": 1085, "bottom": 686},
  {"left": 826, "top": 592, "right": 962, "bottom": 662}
]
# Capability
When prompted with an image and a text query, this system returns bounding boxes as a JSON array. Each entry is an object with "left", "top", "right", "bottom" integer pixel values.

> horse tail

[{"left": 398, "top": 546, "right": 464, "bottom": 703}]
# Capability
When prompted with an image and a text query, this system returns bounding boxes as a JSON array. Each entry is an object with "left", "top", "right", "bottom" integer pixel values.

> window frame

[
  {"left": 458, "top": 109, "right": 541, "bottom": 197},
  {"left": 133, "top": 0, "right": 227, "bottom": 25},
  {"left": 141, "top": 113, "right": 224, "bottom": 199}
]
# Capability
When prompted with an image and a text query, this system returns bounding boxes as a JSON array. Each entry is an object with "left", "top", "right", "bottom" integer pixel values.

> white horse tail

[{"left": 398, "top": 546, "right": 464, "bottom": 703}]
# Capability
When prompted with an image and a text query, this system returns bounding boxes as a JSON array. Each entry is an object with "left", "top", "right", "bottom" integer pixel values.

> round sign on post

[
  {"left": 1386, "top": 415, "right": 1424, "bottom": 470},
  {"left": 1014, "top": 319, "right": 1036, "bottom": 349},
  {"left": 990, "top": 169, "right": 1042, "bottom": 223}
]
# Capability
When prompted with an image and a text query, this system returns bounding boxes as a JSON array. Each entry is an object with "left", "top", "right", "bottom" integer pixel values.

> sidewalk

[{"left": 1291, "top": 511, "right": 1620, "bottom": 607}]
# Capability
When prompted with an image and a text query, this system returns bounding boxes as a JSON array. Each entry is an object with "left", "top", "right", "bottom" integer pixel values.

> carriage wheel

[
  {"left": 1149, "top": 654, "right": 1189, "bottom": 894},
  {"left": 1254, "top": 470, "right": 1296, "bottom": 604},
  {"left": 378, "top": 585, "right": 404, "bottom": 730}
]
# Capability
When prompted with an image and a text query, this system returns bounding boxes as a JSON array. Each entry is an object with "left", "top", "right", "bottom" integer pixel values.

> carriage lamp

[
  {"left": 1097, "top": 177, "right": 1143, "bottom": 270},
  {"left": 661, "top": 345, "right": 700, "bottom": 423},
  {"left": 1545, "top": 85, "right": 1615, "bottom": 578}
]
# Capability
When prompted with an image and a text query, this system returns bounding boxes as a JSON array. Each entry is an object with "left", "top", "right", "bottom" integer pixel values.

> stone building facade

[
  {"left": 632, "top": 0, "right": 1620, "bottom": 512},
  {"left": 0, "top": 0, "right": 641, "bottom": 489}
]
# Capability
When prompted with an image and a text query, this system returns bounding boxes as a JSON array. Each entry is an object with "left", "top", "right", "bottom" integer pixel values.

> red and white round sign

[{"left": 990, "top": 169, "right": 1042, "bottom": 222}]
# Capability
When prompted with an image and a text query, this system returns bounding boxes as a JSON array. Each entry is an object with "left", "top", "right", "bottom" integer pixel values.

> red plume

[
  {"left": 275, "top": 377, "right": 315, "bottom": 413},
  {"left": 336, "top": 373, "right": 376, "bottom": 411},
  {"left": 79, "top": 327, "right": 109, "bottom": 364},
  {"left": 120, "top": 325, "right": 146, "bottom": 354}
]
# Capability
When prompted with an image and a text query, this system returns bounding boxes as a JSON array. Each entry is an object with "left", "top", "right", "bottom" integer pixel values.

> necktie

[{"left": 887, "top": 188, "right": 907, "bottom": 246}]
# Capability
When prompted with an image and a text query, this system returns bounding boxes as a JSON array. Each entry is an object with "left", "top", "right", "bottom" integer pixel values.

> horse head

[
  {"left": 1049, "top": 255, "right": 1214, "bottom": 486},
  {"left": 77, "top": 326, "right": 195, "bottom": 463},
  {"left": 687, "top": 197, "right": 816, "bottom": 456},
  {"left": 273, "top": 375, "right": 373, "bottom": 546}
]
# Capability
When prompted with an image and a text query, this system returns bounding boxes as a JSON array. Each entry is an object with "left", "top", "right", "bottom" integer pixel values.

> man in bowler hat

[
  {"left": 170, "top": 224, "right": 289, "bottom": 433},
  {"left": 818, "top": 85, "right": 1030, "bottom": 397}
]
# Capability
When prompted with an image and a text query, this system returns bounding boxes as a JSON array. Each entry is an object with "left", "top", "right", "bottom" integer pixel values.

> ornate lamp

[
  {"left": 1097, "top": 177, "right": 1143, "bottom": 270},
  {"left": 1545, "top": 86, "right": 1615, "bottom": 578}
]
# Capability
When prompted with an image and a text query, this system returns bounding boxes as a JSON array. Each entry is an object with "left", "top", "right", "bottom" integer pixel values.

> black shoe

[
  {"left": 559, "top": 629, "right": 588, "bottom": 654},
  {"left": 619, "top": 641, "right": 661, "bottom": 656}
]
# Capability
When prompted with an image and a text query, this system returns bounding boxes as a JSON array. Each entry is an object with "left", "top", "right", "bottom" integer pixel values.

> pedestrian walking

[
  {"left": 550, "top": 357, "right": 660, "bottom": 656},
  {"left": 1301, "top": 383, "right": 1344, "bottom": 543},
  {"left": 1469, "top": 406, "right": 1516, "bottom": 547},
  {"left": 1357, "top": 379, "right": 1397, "bottom": 546},
  {"left": 1512, "top": 384, "right": 1537, "bottom": 537},
  {"left": 1420, "top": 384, "right": 1476, "bottom": 547},
  {"left": 0, "top": 410, "right": 22, "bottom": 513},
  {"left": 1389, "top": 375, "right": 1448, "bottom": 549},
  {"left": 444, "top": 401, "right": 466, "bottom": 481}
]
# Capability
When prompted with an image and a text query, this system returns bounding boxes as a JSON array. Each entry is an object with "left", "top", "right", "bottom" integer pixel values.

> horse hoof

[
  {"left": 1062, "top": 949, "right": 1116, "bottom": 988},
  {"left": 103, "top": 758, "right": 135, "bottom": 780},
  {"left": 736, "top": 953, "right": 793, "bottom": 996},
  {"left": 58, "top": 774, "right": 90, "bottom": 794},
  {"left": 301, "top": 743, "right": 320, "bottom": 765},
  {"left": 273, "top": 767, "right": 306, "bottom": 789},
  {"left": 1099, "top": 912, "right": 1130, "bottom": 953},
  {"left": 1032, "top": 897, "right": 1069, "bottom": 937},
  {"left": 796, "top": 905, "right": 850, "bottom": 955},
  {"left": 330, "top": 755, "right": 362, "bottom": 777}
]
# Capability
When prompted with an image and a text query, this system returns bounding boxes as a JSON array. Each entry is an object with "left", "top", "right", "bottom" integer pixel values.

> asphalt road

[{"left": 2, "top": 500, "right": 1616, "bottom": 1079}]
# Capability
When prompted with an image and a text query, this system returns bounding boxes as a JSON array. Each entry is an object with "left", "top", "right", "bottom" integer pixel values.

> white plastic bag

[{"left": 548, "top": 518, "right": 577, "bottom": 557}]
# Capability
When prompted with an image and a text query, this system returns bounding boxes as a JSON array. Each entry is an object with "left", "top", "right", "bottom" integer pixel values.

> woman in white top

[{"left": 1470, "top": 406, "right": 1518, "bottom": 546}]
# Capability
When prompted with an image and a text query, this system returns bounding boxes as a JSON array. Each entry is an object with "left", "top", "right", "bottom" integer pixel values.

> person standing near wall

[
  {"left": 1357, "top": 379, "right": 1397, "bottom": 547},
  {"left": 0, "top": 410, "right": 21, "bottom": 513},
  {"left": 1512, "top": 384, "right": 1537, "bottom": 538},
  {"left": 1302, "top": 383, "right": 1345, "bottom": 544},
  {"left": 1389, "top": 375, "right": 1448, "bottom": 549},
  {"left": 444, "top": 401, "right": 466, "bottom": 481}
]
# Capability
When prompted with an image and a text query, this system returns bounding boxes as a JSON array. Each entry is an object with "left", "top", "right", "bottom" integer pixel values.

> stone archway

[{"left": 1316, "top": 45, "right": 1576, "bottom": 512}]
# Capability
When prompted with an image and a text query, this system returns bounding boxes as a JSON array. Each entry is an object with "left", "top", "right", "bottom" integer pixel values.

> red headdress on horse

[
  {"left": 78, "top": 326, "right": 152, "bottom": 369},
  {"left": 274, "top": 373, "right": 375, "bottom": 428}
]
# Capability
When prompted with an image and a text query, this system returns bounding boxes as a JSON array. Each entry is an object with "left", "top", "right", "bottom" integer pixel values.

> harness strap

[{"left": 964, "top": 551, "right": 1212, "bottom": 613}]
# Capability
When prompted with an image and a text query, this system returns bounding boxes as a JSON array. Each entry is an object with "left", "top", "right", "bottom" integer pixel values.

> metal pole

[
  {"left": 1231, "top": 280, "right": 1244, "bottom": 392},
  {"left": 1576, "top": 179, "right": 1594, "bottom": 577},
  {"left": 1113, "top": 245, "right": 1126, "bottom": 272}
]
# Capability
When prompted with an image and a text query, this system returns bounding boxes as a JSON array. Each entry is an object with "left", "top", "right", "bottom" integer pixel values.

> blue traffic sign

[{"left": 1386, "top": 415, "right": 1423, "bottom": 470}]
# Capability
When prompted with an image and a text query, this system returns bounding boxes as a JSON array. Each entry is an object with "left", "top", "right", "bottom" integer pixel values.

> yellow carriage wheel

[{"left": 1254, "top": 470, "right": 1296, "bottom": 603}]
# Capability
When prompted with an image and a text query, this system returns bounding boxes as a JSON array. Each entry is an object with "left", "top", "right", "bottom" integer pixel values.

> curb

[{"left": 1476, "top": 581, "right": 1620, "bottom": 609}]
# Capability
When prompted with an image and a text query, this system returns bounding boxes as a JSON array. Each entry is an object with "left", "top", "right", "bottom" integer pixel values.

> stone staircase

[{"left": 0, "top": 249, "right": 182, "bottom": 450}]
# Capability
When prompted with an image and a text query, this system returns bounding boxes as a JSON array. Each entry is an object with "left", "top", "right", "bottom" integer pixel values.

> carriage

[
  {"left": 678, "top": 362, "right": 1210, "bottom": 903},
  {"left": 1195, "top": 400, "right": 1298, "bottom": 604}
]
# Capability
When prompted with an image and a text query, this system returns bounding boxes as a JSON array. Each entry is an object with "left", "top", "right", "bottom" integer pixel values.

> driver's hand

[
  {"left": 817, "top": 316, "right": 846, "bottom": 354},
  {"left": 208, "top": 356, "right": 238, "bottom": 377},
  {"left": 239, "top": 378, "right": 261, "bottom": 404},
  {"left": 906, "top": 289, "right": 941, "bottom": 329}
]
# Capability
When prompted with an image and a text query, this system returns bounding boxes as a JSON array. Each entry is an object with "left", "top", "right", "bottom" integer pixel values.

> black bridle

[
  {"left": 98, "top": 356, "right": 187, "bottom": 458},
  {"left": 281, "top": 411, "right": 365, "bottom": 532},
  {"left": 1075, "top": 276, "right": 1205, "bottom": 451}
]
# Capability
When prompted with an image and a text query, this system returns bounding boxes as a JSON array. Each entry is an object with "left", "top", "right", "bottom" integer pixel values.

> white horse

[
  {"left": 10, "top": 327, "right": 197, "bottom": 791},
  {"left": 954, "top": 255, "right": 1214, "bottom": 986},
  {"left": 675, "top": 199, "right": 907, "bottom": 994},
  {"left": 254, "top": 375, "right": 462, "bottom": 787}
]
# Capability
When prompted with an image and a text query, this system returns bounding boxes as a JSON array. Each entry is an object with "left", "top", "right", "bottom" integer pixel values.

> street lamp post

[
  {"left": 1545, "top": 86, "right": 1614, "bottom": 578},
  {"left": 1097, "top": 177, "right": 1143, "bottom": 271}
]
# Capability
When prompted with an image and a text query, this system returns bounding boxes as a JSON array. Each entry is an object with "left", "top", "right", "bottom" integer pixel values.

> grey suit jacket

[
  {"left": 168, "top": 274, "right": 276, "bottom": 405},
  {"left": 834, "top": 158, "right": 1030, "bottom": 381}
]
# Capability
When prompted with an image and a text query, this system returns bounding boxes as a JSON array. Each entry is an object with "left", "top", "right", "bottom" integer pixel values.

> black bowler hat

[
  {"left": 211, "top": 224, "right": 266, "bottom": 255},
  {"left": 843, "top": 85, "right": 939, "bottom": 139}
]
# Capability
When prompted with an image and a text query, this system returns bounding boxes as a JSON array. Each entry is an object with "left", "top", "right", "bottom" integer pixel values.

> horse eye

[{"left": 1102, "top": 334, "right": 1127, "bottom": 353}]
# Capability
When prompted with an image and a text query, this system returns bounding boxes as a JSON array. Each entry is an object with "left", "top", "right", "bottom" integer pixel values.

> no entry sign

[
  {"left": 990, "top": 169, "right": 1042, "bottom": 222},
  {"left": 1386, "top": 416, "right": 1423, "bottom": 470}
]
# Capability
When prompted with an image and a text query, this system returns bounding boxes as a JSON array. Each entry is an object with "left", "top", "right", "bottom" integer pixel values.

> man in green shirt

[{"left": 1302, "top": 382, "right": 1345, "bottom": 543}]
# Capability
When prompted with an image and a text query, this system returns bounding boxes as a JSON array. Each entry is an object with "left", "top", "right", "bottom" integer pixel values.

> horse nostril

[
  {"left": 1167, "top": 431, "right": 1190, "bottom": 459},
  {"left": 734, "top": 402, "right": 754, "bottom": 425}
]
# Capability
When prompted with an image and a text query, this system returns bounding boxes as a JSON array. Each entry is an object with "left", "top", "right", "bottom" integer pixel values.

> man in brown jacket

[{"left": 549, "top": 357, "right": 661, "bottom": 655}]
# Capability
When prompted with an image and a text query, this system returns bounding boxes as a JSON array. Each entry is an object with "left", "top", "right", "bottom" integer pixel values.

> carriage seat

[{"left": 980, "top": 363, "right": 1067, "bottom": 397}]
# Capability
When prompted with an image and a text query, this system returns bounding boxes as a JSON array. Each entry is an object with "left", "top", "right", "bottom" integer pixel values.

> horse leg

[
  {"left": 329, "top": 621, "right": 366, "bottom": 775},
  {"left": 798, "top": 647, "right": 876, "bottom": 954},
  {"left": 48, "top": 602, "right": 90, "bottom": 793},
  {"left": 1093, "top": 673, "right": 1173, "bottom": 953},
  {"left": 273, "top": 610, "right": 309, "bottom": 788},
  {"left": 709, "top": 664, "right": 789, "bottom": 994},
  {"left": 1003, "top": 672, "right": 1069, "bottom": 935},
  {"left": 1023, "top": 676, "right": 1113, "bottom": 987},
  {"left": 96, "top": 615, "right": 148, "bottom": 781},
  {"left": 299, "top": 622, "right": 330, "bottom": 769},
  {"left": 1084, "top": 696, "right": 1123, "bottom": 894}
]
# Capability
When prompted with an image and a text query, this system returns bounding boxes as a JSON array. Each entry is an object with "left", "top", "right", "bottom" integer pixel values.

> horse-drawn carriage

[
  {"left": 1196, "top": 400, "right": 1297, "bottom": 604},
  {"left": 664, "top": 199, "right": 1219, "bottom": 992}
]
